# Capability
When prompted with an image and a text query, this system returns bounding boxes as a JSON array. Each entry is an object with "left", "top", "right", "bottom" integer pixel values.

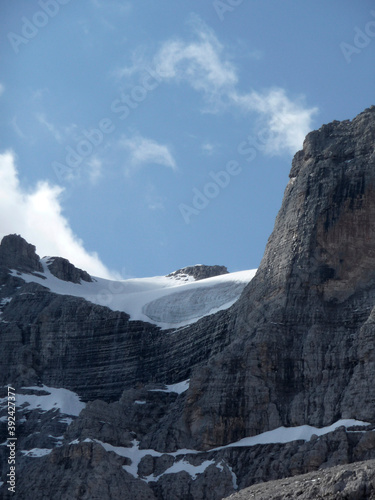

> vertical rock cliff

[{"left": 184, "top": 106, "right": 375, "bottom": 448}]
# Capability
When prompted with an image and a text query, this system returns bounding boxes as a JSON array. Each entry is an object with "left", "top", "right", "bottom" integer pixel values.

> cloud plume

[{"left": 0, "top": 151, "right": 116, "bottom": 279}]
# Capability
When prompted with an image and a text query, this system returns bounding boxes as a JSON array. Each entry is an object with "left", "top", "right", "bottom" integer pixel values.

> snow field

[{"left": 12, "top": 260, "right": 257, "bottom": 329}]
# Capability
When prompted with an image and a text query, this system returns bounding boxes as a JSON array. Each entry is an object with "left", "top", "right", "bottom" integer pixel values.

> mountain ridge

[{"left": 2, "top": 106, "right": 375, "bottom": 499}]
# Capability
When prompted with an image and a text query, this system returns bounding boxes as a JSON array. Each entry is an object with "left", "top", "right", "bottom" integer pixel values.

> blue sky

[{"left": 0, "top": 1, "right": 374, "bottom": 278}]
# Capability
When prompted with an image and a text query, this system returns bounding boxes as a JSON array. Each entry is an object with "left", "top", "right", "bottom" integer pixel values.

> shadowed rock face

[
  {"left": 45, "top": 257, "right": 93, "bottom": 283},
  {"left": 0, "top": 234, "right": 43, "bottom": 274},
  {"left": 2, "top": 106, "right": 375, "bottom": 499},
  {"left": 183, "top": 106, "right": 375, "bottom": 449}
]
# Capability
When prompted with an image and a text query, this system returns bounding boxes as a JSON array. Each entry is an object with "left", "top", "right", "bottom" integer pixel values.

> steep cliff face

[
  {"left": 183, "top": 106, "right": 375, "bottom": 449},
  {"left": 0, "top": 234, "right": 43, "bottom": 274},
  {"left": 2, "top": 106, "right": 375, "bottom": 499}
]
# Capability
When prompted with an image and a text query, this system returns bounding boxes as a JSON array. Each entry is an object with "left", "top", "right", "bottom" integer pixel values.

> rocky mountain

[
  {"left": 1, "top": 106, "right": 375, "bottom": 499},
  {"left": 167, "top": 265, "right": 229, "bottom": 281}
]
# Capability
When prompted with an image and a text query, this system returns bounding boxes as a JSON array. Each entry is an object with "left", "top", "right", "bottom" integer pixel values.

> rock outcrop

[
  {"left": 224, "top": 459, "right": 375, "bottom": 499},
  {"left": 3, "top": 442, "right": 156, "bottom": 500},
  {"left": 0, "top": 234, "right": 43, "bottom": 274},
  {"left": 167, "top": 264, "right": 229, "bottom": 281},
  {"left": 1, "top": 106, "right": 375, "bottom": 499},
  {"left": 45, "top": 257, "right": 92, "bottom": 283}
]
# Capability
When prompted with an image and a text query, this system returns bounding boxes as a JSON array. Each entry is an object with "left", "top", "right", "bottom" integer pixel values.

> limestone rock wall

[{"left": 183, "top": 106, "right": 375, "bottom": 448}]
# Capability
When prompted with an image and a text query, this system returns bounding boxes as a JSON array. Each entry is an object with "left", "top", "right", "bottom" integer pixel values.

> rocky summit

[
  {"left": 1, "top": 106, "right": 375, "bottom": 499},
  {"left": 167, "top": 265, "right": 229, "bottom": 281}
]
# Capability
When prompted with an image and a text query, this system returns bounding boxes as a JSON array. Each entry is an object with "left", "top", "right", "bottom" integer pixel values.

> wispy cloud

[
  {"left": 0, "top": 83, "right": 5, "bottom": 96},
  {"left": 153, "top": 23, "right": 237, "bottom": 101},
  {"left": 120, "top": 135, "right": 177, "bottom": 175},
  {"left": 118, "top": 17, "right": 318, "bottom": 155},
  {"left": 0, "top": 151, "right": 117, "bottom": 279},
  {"left": 36, "top": 113, "right": 63, "bottom": 143},
  {"left": 230, "top": 89, "right": 318, "bottom": 154}
]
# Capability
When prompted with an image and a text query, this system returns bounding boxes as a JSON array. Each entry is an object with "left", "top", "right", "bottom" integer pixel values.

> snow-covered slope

[{"left": 12, "top": 261, "right": 257, "bottom": 329}]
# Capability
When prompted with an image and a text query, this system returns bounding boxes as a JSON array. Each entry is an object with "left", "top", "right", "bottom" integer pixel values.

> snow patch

[
  {"left": 16, "top": 385, "right": 86, "bottom": 417},
  {"left": 59, "top": 417, "right": 73, "bottom": 426},
  {"left": 216, "top": 460, "right": 238, "bottom": 489},
  {"left": 145, "top": 459, "right": 215, "bottom": 482},
  {"left": 149, "top": 379, "right": 189, "bottom": 395},
  {"left": 21, "top": 448, "right": 52, "bottom": 458},
  {"left": 225, "top": 462, "right": 238, "bottom": 489},
  {"left": 0, "top": 297, "right": 12, "bottom": 305},
  {"left": 49, "top": 435, "right": 64, "bottom": 445},
  {"left": 94, "top": 439, "right": 199, "bottom": 479},
  {"left": 210, "top": 419, "right": 370, "bottom": 451}
]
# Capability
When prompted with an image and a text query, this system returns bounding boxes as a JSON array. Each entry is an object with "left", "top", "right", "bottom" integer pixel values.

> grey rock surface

[
  {"left": 0, "top": 281, "right": 236, "bottom": 401},
  {"left": 2, "top": 442, "right": 156, "bottom": 500},
  {"left": 183, "top": 105, "right": 375, "bottom": 449},
  {"left": 0, "top": 234, "right": 43, "bottom": 274},
  {"left": 224, "top": 459, "right": 375, "bottom": 499},
  {"left": 45, "top": 256, "right": 92, "bottom": 283},
  {"left": 167, "top": 264, "right": 229, "bottom": 281}
]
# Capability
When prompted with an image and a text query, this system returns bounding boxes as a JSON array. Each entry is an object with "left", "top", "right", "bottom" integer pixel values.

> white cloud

[
  {"left": 230, "top": 89, "right": 318, "bottom": 154},
  {"left": 0, "top": 151, "right": 117, "bottom": 279},
  {"left": 0, "top": 83, "right": 5, "bottom": 96},
  {"left": 118, "top": 18, "right": 318, "bottom": 156},
  {"left": 153, "top": 24, "right": 237, "bottom": 99},
  {"left": 120, "top": 135, "right": 177, "bottom": 175},
  {"left": 117, "top": 18, "right": 237, "bottom": 103}
]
